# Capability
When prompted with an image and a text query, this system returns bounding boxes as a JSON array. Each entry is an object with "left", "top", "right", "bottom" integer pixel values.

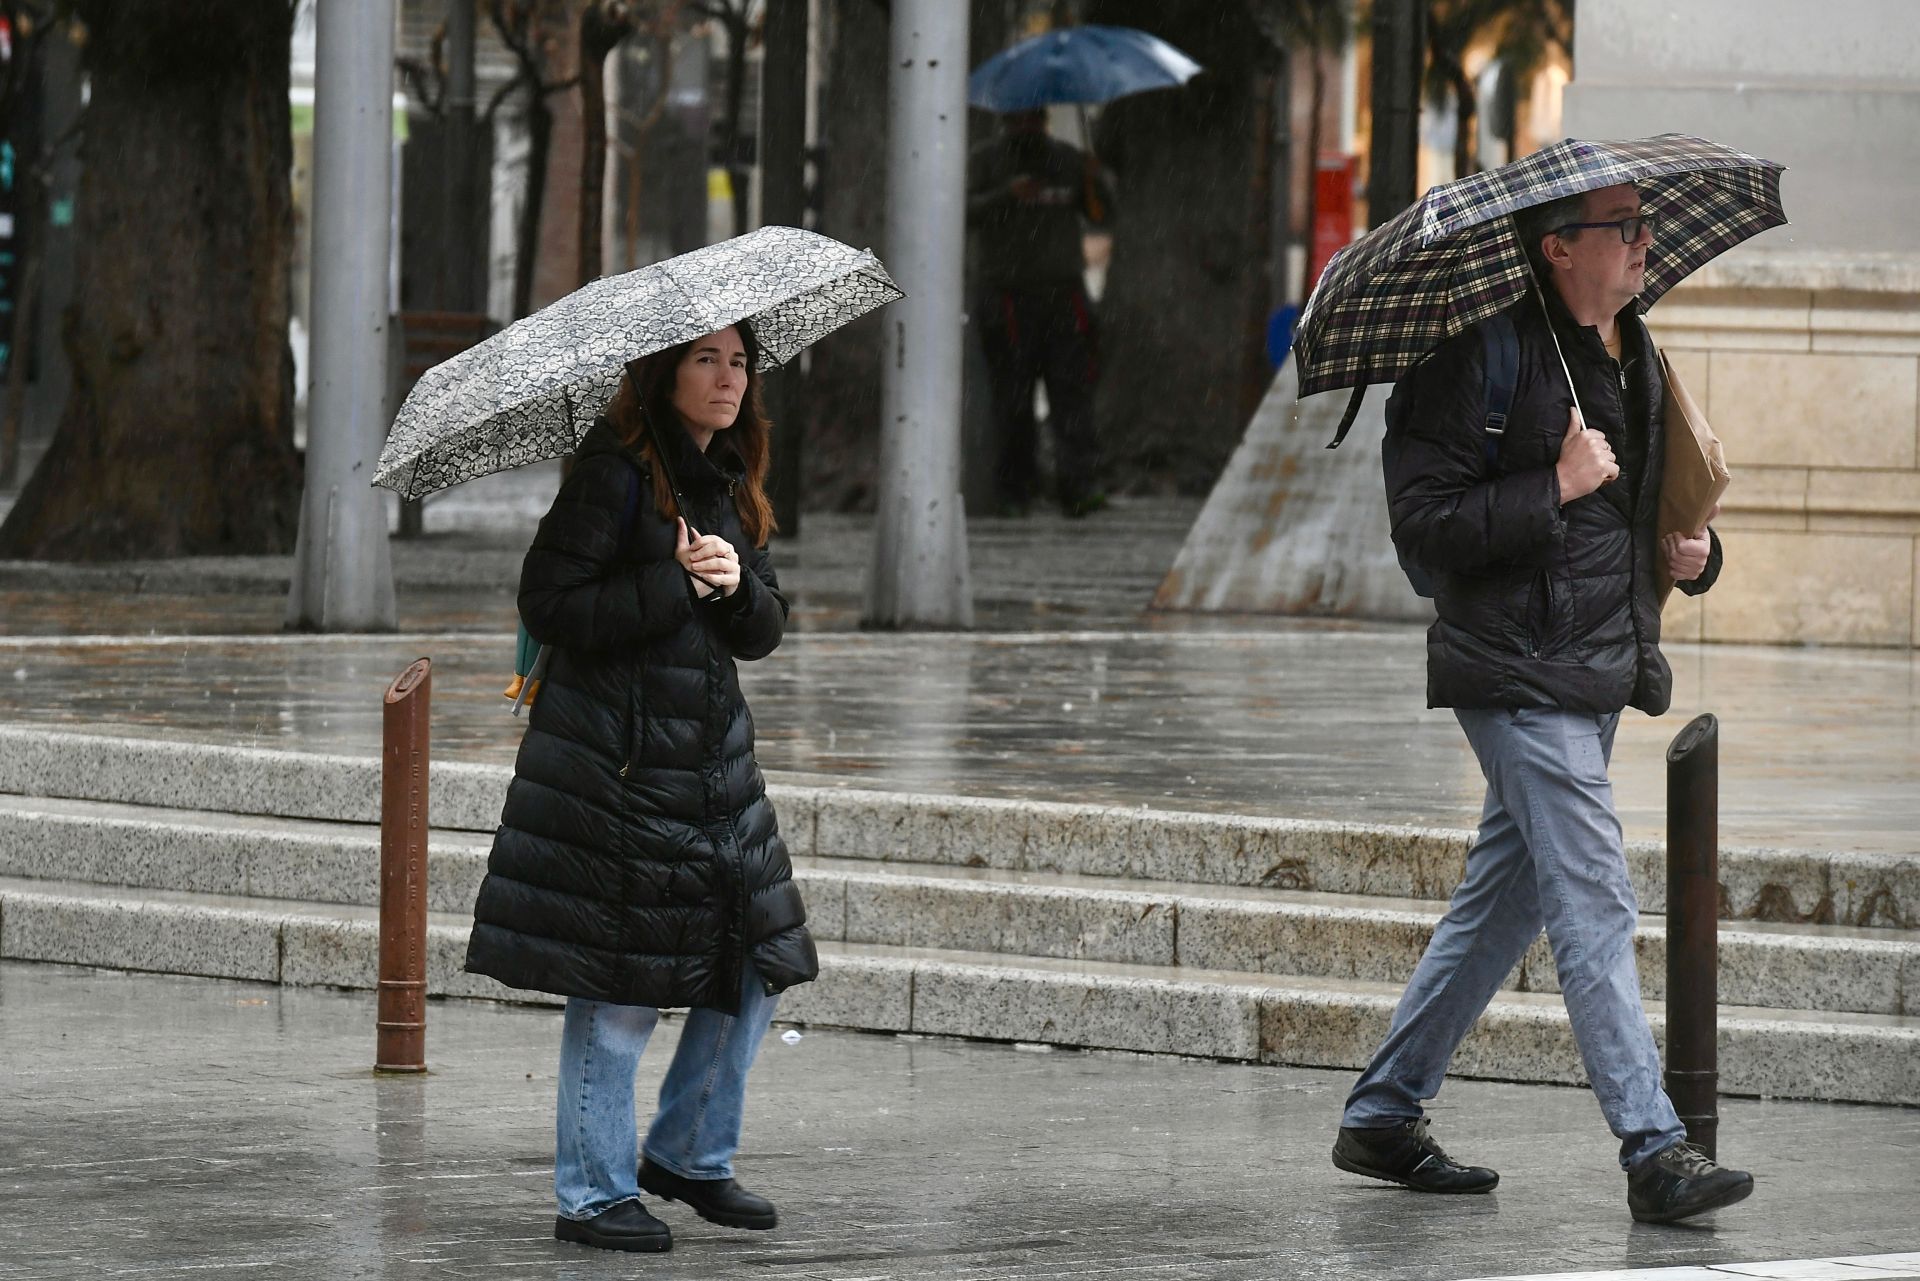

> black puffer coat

[
  {"left": 464, "top": 419, "right": 817, "bottom": 1014},
  {"left": 1386, "top": 290, "right": 1721, "bottom": 715}
]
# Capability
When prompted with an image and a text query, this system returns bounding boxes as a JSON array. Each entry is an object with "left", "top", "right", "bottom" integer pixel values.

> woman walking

[{"left": 465, "top": 323, "right": 817, "bottom": 1254}]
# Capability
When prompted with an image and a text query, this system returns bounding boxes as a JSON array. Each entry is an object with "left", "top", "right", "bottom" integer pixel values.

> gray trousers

[{"left": 1343, "top": 706, "right": 1687, "bottom": 1170}]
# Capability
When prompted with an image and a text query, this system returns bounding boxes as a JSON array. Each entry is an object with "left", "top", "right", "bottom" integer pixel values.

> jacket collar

[
  {"left": 650, "top": 411, "right": 742, "bottom": 496},
  {"left": 1537, "top": 281, "right": 1646, "bottom": 368},
  {"left": 578, "top": 415, "right": 742, "bottom": 497}
]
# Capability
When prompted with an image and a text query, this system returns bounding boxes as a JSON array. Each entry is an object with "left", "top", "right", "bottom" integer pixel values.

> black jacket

[
  {"left": 464, "top": 419, "right": 817, "bottom": 1013},
  {"left": 966, "top": 131, "right": 1112, "bottom": 289},
  {"left": 1386, "top": 290, "right": 1721, "bottom": 715}
]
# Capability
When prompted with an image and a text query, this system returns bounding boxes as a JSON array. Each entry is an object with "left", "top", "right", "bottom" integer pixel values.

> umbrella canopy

[
  {"left": 373, "top": 225, "right": 902, "bottom": 499},
  {"left": 1293, "top": 133, "right": 1786, "bottom": 435},
  {"left": 967, "top": 24, "right": 1200, "bottom": 112}
]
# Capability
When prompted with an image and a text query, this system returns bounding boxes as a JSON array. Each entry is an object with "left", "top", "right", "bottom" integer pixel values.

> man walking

[
  {"left": 966, "top": 108, "right": 1112, "bottom": 517},
  {"left": 1332, "top": 182, "right": 1754, "bottom": 1226}
]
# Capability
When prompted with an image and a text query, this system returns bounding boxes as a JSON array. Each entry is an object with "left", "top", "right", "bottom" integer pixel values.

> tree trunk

[
  {"left": 1085, "top": 0, "right": 1276, "bottom": 495},
  {"left": 799, "top": 0, "right": 889, "bottom": 510},
  {"left": 0, "top": 0, "right": 300, "bottom": 559},
  {"left": 578, "top": 6, "right": 632, "bottom": 285},
  {"left": 1449, "top": 64, "right": 1478, "bottom": 180},
  {"left": 513, "top": 91, "right": 555, "bottom": 319},
  {"left": 719, "top": 11, "right": 751, "bottom": 237}
]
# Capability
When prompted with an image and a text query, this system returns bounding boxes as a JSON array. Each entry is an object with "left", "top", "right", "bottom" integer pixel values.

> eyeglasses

[{"left": 1555, "top": 214, "right": 1655, "bottom": 244}]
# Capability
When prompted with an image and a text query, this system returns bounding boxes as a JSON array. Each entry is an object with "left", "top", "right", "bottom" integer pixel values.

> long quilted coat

[
  {"left": 1385, "top": 289, "right": 1721, "bottom": 716},
  {"left": 464, "top": 418, "right": 817, "bottom": 1014}
]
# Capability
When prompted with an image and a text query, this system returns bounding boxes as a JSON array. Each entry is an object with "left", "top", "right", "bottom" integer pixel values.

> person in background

[{"left": 967, "top": 107, "right": 1114, "bottom": 517}]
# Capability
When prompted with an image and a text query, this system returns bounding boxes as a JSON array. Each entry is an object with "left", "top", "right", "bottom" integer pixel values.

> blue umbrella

[{"left": 968, "top": 24, "right": 1202, "bottom": 113}]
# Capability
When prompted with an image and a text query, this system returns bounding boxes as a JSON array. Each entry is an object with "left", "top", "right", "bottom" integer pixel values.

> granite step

[
  {"left": 1, "top": 875, "right": 1913, "bottom": 1106},
  {"left": 2, "top": 726, "right": 1914, "bottom": 928},
  {"left": 1, "top": 794, "right": 1914, "bottom": 1018}
]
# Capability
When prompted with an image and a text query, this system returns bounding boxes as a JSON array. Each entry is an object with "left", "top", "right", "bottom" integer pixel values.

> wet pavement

[
  {"left": 0, "top": 466, "right": 1916, "bottom": 854},
  {"left": 0, "top": 626, "right": 1915, "bottom": 855},
  {"left": 5, "top": 960, "right": 1919, "bottom": 1281}
]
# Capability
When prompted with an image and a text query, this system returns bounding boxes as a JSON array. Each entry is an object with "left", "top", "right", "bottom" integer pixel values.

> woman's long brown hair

[{"left": 605, "top": 326, "right": 778, "bottom": 546}]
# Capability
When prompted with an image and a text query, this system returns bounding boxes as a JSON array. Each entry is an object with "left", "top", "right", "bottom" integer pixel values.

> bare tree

[
  {"left": 488, "top": 0, "right": 581, "bottom": 320},
  {"left": 0, "top": 0, "right": 303, "bottom": 558},
  {"left": 578, "top": 0, "right": 683, "bottom": 283}
]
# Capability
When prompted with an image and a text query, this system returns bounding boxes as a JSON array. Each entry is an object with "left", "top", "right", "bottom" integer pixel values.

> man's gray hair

[{"left": 1512, "top": 191, "right": 1589, "bottom": 272}]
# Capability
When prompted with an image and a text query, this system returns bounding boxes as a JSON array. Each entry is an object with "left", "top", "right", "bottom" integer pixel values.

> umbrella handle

[{"left": 1533, "top": 284, "right": 1589, "bottom": 430}]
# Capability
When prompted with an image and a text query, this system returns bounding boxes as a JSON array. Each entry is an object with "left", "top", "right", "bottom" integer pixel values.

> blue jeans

[
  {"left": 1342, "top": 707, "right": 1687, "bottom": 1170},
  {"left": 554, "top": 966, "right": 778, "bottom": 1219}
]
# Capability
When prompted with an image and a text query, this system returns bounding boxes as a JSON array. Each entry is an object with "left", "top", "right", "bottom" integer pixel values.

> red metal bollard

[
  {"left": 1665, "top": 712, "right": 1719, "bottom": 1157},
  {"left": 377, "top": 658, "right": 432, "bottom": 1073}
]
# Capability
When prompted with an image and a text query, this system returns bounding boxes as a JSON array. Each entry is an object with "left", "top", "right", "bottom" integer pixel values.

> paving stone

[{"left": 8, "top": 959, "right": 1917, "bottom": 1281}]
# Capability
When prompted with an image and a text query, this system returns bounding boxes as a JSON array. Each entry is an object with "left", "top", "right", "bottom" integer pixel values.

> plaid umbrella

[
  {"left": 1293, "top": 133, "right": 1786, "bottom": 444},
  {"left": 373, "top": 225, "right": 901, "bottom": 499}
]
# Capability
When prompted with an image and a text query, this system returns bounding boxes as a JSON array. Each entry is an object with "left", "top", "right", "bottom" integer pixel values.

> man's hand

[
  {"left": 1555, "top": 409, "right": 1619, "bottom": 503},
  {"left": 1009, "top": 175, "right": 1040, "bottom": 202},
  {"left": 1663, "top": 503, "right": 1720, "bottom": 583},
  {"left": 676, "top": 518, "right": 742, "bottom": 598}
]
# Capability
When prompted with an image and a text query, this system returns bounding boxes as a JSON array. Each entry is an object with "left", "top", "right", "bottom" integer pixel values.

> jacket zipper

[{"left": 1610, "top": 333, "right": 1650, "bottom": 668}]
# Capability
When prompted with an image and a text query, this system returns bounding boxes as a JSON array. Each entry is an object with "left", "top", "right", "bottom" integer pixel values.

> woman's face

[{"left": 671, "top": 326, "right": 748, "bottom": 436}]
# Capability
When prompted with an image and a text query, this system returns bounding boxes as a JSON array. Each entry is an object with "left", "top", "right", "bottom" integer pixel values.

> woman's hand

[{"left": 676, "top": 518, "right": 741, "bottom": 597}]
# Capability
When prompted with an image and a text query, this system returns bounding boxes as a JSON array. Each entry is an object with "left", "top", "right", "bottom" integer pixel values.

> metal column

[
  {"left": 289, "top": 0, "right": 398, "bottom": 631},
  {"left": 864, "top": 0, "right": 973, "bottom": 629}
]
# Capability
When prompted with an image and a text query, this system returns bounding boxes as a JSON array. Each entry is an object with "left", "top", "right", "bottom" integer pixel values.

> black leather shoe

[
  {"left": 1332, "top": 1119, "right": 1500, "bottom": 1193},
  {"left": 1627, "top": 1141, "right": 1754, "bottom": 1224},
  {"left": 639, "top": 1158, "right": 778, "bottom": 1230},
  {"left": 553, "top": 1200, "right": 673, "bottom": 1252}
]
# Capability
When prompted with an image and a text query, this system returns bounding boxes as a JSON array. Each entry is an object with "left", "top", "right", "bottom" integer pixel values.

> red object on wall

[{"left": 1307, "top": 154, "right": 1358, "bottom": 292}]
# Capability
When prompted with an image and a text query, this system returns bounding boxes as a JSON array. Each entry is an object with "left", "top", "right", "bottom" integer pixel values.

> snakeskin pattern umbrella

[
  {"left": 373, "top": 225, "right": 902, "bottom": 499},
  {"left": 1293, "top": 133, "right": 1785, "bottom": 442}
]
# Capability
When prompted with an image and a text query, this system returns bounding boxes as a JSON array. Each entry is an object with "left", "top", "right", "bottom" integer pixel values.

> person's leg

[
  {"left": 1342, "top": 726, "right": 1544, "bottom": 1129},
  {"left": 1468, "top": 708, "right": 1687, "bottom": 1171},
  {"left": 1036, "top": 283, "right": 1102, "bottom": 511},
  {"left": 643, "top": 967, "right": 781, "bottom": 1181},
  {"left": 980, "top": 289, "right": 1039, "bottom": 511},
  {"left": 555, "top": 997, "right": 659, "bottom": 1219}
]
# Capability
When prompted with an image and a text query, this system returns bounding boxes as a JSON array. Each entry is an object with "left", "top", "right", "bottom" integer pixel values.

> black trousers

[{"left": 976, "top": 282, "right": 1100, "bottom": 507}]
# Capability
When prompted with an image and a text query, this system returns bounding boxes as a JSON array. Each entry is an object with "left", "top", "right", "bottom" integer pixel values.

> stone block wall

[{"left": 1651, "top": 254, "right": 1920, "bottom": 648}]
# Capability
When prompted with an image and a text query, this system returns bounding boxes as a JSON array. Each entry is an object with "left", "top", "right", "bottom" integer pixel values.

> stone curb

[
  {"left": 1, "top": 880, "right": 1913, "bottom": 1106},
  {"left": 3, "top": 801, "right": 1914, "bottom": 1019},
  {"left": 3, "top": 725, "right": 1913, "bottom": 929}
]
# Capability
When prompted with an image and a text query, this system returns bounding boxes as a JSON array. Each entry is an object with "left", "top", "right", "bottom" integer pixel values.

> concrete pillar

[
  {"left": 288, "top": 0, "right": 398, "bottom": 631},
  {"left": 864, "top": 0, "right": 973, "bottom": 629}
]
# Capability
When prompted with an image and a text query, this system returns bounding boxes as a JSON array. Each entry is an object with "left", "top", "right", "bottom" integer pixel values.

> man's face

[{"left": 1554, "top": 183, "right": 1652, "bottom": 304}]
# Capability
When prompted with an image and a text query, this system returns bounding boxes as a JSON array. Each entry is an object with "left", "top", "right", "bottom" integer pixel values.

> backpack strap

[{"left": 1479, "top": 310, "right": 1519, "bottom": 469}]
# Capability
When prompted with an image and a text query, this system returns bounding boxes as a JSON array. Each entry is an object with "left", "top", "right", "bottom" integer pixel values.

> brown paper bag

[{"left": 1656, "top": 349, "right": 1731, "bottom": 603}]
